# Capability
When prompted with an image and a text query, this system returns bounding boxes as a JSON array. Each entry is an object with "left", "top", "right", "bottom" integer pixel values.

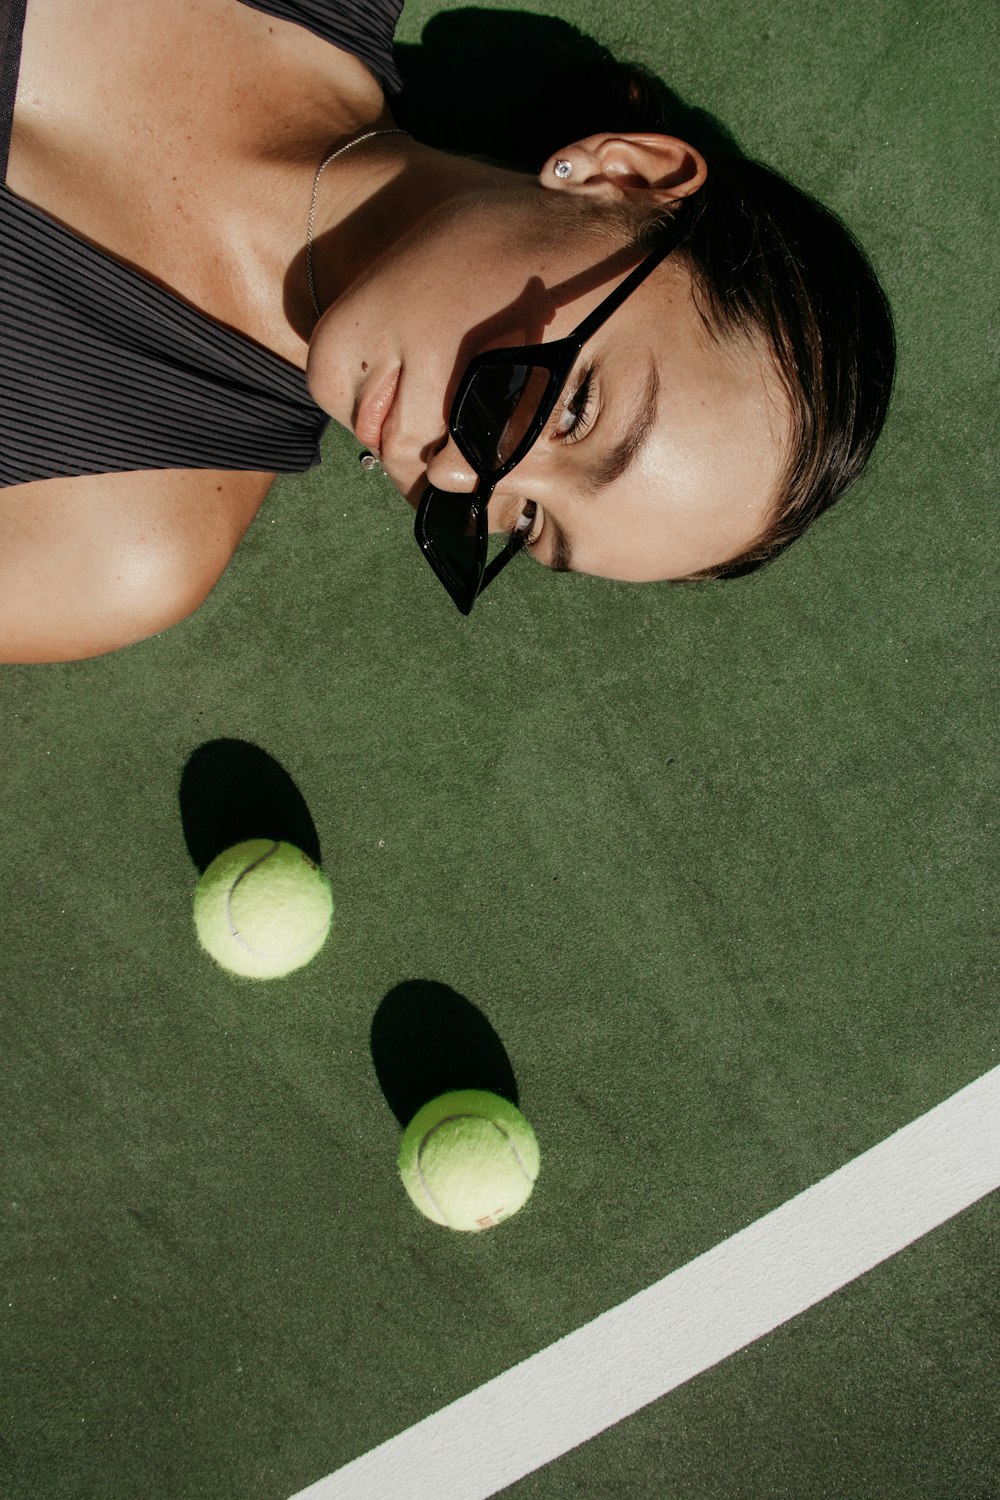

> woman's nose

[{"left": 423, "top": 433, "right": 479, "bottom": 494}]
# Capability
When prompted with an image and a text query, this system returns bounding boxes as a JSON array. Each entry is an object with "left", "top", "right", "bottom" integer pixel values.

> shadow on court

[
  {"left": 178, "top": 738, "right": 322, "bottom": 872},
  {"left": 371, "top": 980, "right": 519, "bottom": 1126}
]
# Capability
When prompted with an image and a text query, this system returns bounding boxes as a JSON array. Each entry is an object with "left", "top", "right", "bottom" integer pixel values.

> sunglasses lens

[
  {"left": 417, "top": 359, "right": 555, "bottom": 611},
  {"left": 457, "top": 362, "right": 553, "bottom": 468},
  {"left": 417, "top": 488, "right": 482, "bottom": 608}
]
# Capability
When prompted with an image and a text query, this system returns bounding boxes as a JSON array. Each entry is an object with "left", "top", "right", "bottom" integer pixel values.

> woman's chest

[{"left": 7, "top": 0, "right": 376, "bottom": 359}]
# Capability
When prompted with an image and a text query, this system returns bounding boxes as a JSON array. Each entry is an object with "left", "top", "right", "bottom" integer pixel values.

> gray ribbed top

[{"left": 0, "top": 0, "right": 403, "bottom": 488}]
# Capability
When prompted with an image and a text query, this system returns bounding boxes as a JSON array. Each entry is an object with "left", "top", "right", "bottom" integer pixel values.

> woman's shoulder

[{"left": 0, "top": 465, "right": 275, "bottom": 663}]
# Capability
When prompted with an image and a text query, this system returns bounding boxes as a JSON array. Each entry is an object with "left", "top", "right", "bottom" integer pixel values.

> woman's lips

[{"left": 353, "top": 366, "right": 400, "bottom": 452}]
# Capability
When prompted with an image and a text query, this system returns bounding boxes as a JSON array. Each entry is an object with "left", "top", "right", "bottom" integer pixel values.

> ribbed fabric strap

[
  {"left": 0, "top": 192, "right": 328, "bottom": 485},
  {"left": 0, "top": 0, "right": 27, "bottom": 181}
]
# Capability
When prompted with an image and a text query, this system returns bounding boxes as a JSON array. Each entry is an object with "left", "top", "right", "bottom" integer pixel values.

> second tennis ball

[
  {"left": 398, "top": 1090, "right": 540, "bottom": 1231},
  {"left": 193, "top": 839, "right": 333, "bottom": 979}
]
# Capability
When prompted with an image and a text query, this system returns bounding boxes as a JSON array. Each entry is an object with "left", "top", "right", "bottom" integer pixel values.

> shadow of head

[{"left": 394, "top": 6, "right": 739, "bottom": 168}]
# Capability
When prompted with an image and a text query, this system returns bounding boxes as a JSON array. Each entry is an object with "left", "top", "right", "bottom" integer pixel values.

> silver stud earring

[
  {"left": 553, "top": 159, "right": 573, "bottom": 180},
  {"left": 358, "top": 451, "right": 382, "bottom": 473}
]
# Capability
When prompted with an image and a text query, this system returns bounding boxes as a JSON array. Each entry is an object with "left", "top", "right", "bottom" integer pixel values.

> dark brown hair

[{"left": 664, "top": 156, "right": 896, "bottom": 576}]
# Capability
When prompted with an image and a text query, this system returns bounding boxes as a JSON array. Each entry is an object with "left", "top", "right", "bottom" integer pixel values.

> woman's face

[{"left": 307, "top": 189, "right": 791, "bottom": 582}]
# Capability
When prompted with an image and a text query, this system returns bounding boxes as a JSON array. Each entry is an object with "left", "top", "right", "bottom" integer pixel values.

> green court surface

[{"left": 1, "top": 2, "right": 997, "bottom": 1496}]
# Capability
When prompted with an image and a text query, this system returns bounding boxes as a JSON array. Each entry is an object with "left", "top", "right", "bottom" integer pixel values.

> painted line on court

[{"left": 290, "top": 1066, "right": 1000, "bottom": 1500}]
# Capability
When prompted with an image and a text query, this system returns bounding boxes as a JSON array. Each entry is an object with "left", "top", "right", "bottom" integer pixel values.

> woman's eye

[
  {"left": 511, "top": 499, "right": 542, "bottom": 546},
  {"left": 555, "top": 368, "right": 595, "bottom": 441}
]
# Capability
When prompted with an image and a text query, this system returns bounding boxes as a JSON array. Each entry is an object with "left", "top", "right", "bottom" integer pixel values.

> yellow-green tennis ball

[
  {"left": 193, "top": 839, "right": 333, "bottom": 979},
  {"left": 398, "top": 1090, "right": 540, "bottom": 1232}
]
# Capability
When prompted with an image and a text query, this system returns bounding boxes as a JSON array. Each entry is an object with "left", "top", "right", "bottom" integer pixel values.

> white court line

[{"left": 290, "top": 1066, "right": 1000, "bottom": 1500}]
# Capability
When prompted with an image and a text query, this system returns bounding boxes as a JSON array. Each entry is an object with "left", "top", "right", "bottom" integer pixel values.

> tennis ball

[
  {"left": 193, "top": 839, "right": 333, "bottom": 979},
  {"left": 398, "top": 1090, "right": 540, "bottom": 1232}
]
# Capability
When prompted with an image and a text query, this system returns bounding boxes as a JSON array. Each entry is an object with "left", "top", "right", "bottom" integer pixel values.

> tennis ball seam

[
  {"left": 224, "top": 841, "right": 329, "bottom": 960},
  {"left": 194, "top": 838, "right": 333, "bottom": 978},
  {"left": 415, "top": 1114, "right": 535, "bottom": 1228}
]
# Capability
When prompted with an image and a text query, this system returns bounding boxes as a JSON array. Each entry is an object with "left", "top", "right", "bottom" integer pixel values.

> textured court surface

[{"left": 1, "top": 2, "right": 996, "bottom": 1497}]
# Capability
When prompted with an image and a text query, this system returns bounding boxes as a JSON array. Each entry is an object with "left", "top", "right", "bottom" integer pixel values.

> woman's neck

[{"left": 305, "top": 136, "right": 531, "bottom": 321}]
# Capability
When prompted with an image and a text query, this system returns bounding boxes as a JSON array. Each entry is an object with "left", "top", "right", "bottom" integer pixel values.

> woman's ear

[{"left": 540, "top": 133, "right": 708, "bottom": 204}]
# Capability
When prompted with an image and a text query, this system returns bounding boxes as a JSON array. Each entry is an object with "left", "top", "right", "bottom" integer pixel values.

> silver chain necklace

[{"left": 306, "top": 128, "right": 409, "bottom": 318}]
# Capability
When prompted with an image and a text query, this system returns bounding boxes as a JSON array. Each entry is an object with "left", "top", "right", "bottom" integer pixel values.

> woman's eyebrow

[
  {"left": 585, "top": 361, "right": 660, "bottom": 493},
  {"left": 546, "top": 514, "right": 574, "bottom": 573}
]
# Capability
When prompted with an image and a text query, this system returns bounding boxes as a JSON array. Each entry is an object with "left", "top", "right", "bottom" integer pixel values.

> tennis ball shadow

[
  {"left": 179, "top": 739, "right": 322, "bottom": 873},
  {"left": 371, "top": 981, "right": 519, "bottom": 1128}
]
